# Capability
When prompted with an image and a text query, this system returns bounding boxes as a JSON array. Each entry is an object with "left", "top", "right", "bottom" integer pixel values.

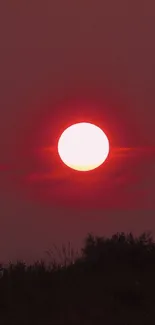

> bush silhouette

[{"left": 0, "top": 231, "right": 154, "bottom": 324}]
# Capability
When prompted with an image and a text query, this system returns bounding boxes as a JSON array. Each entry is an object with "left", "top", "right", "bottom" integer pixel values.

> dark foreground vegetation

[{"left": 0, "top": 232, "right": 155, "bottom": 324}]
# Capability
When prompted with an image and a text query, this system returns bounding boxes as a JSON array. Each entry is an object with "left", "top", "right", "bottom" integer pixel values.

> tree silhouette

[{"left": 81, "top": 231, "right": 155, "bottom": 271}]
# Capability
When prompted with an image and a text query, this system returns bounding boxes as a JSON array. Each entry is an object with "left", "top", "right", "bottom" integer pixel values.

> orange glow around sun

[{"left": 58, "top": 122, "right": 109, "bottom": 171}]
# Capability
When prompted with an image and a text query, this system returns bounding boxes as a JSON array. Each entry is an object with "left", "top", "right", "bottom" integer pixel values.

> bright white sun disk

[{"left": 58, "top": 122, "right": 109, "bottom": 171}]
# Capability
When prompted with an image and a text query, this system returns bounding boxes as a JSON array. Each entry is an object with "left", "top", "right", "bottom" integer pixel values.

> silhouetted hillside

[{"left": 0, "top": 231, "right": 155, "bottom": 324}]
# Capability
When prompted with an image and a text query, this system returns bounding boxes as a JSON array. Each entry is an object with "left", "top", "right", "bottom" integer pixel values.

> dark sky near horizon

[{"left": 0, "top": 0, "right": 155, "bottom": 263}]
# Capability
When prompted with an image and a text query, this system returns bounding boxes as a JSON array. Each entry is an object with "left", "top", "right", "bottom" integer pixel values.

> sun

[{"left": 58, "top": 122, "right": 109, "bottom": 171}]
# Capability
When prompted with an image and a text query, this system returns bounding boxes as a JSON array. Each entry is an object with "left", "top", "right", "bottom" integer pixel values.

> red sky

[{"left": 0, "top": 0, "right": 155, "bottom": 263}]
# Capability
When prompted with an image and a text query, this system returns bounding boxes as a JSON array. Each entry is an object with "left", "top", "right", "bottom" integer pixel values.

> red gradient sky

[{"left": 0, "top": 1, "right": 155, "bottom": 263}]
